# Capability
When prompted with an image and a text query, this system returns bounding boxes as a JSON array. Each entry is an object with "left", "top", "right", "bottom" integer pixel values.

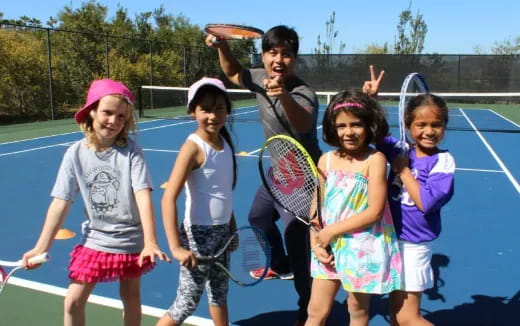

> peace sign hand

[{"left": 362, "top": 65, "right": 385, "bottom": 97}]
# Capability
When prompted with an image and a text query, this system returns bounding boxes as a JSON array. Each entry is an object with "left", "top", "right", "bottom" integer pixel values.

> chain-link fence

[
  {"left": 2, "top": 23, "right": 519, "bottom": 123},
  {"left": 289, "top": 54, "right": 520, "bottom": 93},
  {"left": 0, "top": 23, "right": 222, "bottom": 122}
]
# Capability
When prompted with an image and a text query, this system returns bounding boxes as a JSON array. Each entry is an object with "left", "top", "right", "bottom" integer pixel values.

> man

[{"left": 206, "top": 25, "right": 319, "bottom": 326}]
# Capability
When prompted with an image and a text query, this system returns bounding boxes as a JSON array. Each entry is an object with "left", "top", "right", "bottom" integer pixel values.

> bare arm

[
  {"left": 317, "top": 152, "right": 388, "bottom": 247},
  {"left": 205, "top": 34, "right": 243, "bottom": 86},
  {"left": 161, "top": 140, "right": 201, "bottom": 267},
  {"left": 135, "top": 188, "right": 169, "bottom": 264},
  {"left": 23, "top": 198, "right": 71, "bottom": 267}
]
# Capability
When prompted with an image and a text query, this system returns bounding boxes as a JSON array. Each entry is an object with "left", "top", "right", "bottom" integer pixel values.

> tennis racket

[
  {"left": 197, "top": 226, "right": 270, "bottom": 287},
  {"left": 204, "top": 23, "right": 264, "bottom": 41},
  {"left": 258, "top": 135, "right": 323, "bottom": 233},
  {"left": 0, "top": 252, "right": 50, "bottom": 294},
  {"left": 397, "top": 72, "right": 430, "bottom": 154}
]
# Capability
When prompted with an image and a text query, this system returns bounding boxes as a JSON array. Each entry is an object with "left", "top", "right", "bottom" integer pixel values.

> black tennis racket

[
  {"left": 398, "top": 72, "right": 429, "bottom": 154},
  {"left": 258, "top": 135, "right": 324, "bottom": 233},
  {"left": 0, "top": 252, "right": 50, "bottom": 294},
  {"left": 205, "top": 23, "right": 264, "bottom": 41},
  {"left": 197, "top": 226, "right": 270, "bottom": 287}
]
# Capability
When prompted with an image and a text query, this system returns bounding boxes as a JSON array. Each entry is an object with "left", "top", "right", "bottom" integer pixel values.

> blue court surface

[{"left": 1, "top": 104, "right": 519, "bottom": 325}]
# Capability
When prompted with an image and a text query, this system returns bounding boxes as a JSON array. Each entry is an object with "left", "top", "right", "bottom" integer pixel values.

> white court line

[
  {"left": 456, "top": 167, "right": 503, "bottom": 173},
  {"left": 9, "top": 277, "right": 229, "bottom": 326},
  {"left": 459, "top": 108, "right": 520, "bottom": 195},
  {"left": 0, "top": 142, "right": 73, "bottom": 157},
  {"left": 488, "top": 109, "right": 520, "bottom": 128},
  {"left": 0, "top": 108, "right": 260, "bottom": 158},
  {"left": 0, "top": 106, "right": 258, "bottom": 146}
]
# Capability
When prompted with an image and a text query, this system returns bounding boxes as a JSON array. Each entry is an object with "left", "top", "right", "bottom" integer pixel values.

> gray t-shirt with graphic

[
  {"left": 51, "top": 138, "right": 153, "bottom": 254},
  {"left": 242, "top": 68, "right": 322, "bottom": 162}
]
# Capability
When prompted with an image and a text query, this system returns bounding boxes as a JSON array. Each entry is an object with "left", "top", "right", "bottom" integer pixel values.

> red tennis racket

[{"left": 205, "top": 23, "right": 264, "bottom": 41}]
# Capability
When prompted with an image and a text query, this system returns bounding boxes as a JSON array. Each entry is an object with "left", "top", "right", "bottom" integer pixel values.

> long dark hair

[
  {"left": 322, "top": 89, "right": 389, "bottom": 148},
  {"left": 188, "top": 85, "right": 238, "bottom": 188}
]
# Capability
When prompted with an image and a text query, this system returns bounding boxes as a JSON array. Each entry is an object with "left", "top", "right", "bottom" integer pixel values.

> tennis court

[{"left": 1, "top": 94, "right": 519, "bottom": 325}]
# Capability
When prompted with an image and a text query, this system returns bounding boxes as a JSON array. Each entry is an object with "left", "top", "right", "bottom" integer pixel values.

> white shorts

[{"left": 399, "top": 240, "right": 434, "bottom": 292}]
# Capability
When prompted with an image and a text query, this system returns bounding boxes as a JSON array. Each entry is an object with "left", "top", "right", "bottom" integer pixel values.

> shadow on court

[
  {"left": 424, "top": 291, "right": 520, "bottom": 326},
  {"left": 235, "top": 254, "right": 455, "bottom": 325}
]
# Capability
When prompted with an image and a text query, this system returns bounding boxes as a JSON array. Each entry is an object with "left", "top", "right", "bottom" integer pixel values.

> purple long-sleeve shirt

[{"left": 377, "top": 136, "right": 455, "bottom": 243}]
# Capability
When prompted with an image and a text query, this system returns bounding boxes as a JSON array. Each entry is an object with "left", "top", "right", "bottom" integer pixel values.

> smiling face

[
  {"left": 261, "top": 44, "right": 296, "bottom": 80},
  {"left": 408, "top": 104, "right": 446, "bottom": 155},
  {"left": 90, "top": 95, "right": 131, "bottom": 147},
  {"left": 191, "top": 92, "right": 229, "bottom": 136},
  {"left": 334, "top": 110, "right": 368, "bottom": 153}
]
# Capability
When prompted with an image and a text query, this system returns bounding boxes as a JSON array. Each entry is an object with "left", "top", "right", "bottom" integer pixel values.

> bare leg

[
  {"left": 209, "top": 303, "right": 229, "bottom": 326},
  {"left": 64, "top": 281, "right": 96, "bottom": 326},
  {"left": 305, "top": 278, "right": 340, "bottom": 326},
  {"left": 155, "top": 314, "right": 178, "bottom": 326},
  {"left": 389, "top": 290, "right": 433, "bottom": 326},
  {"left": 347, "top": 292, "right": 371, "bottom": 326},
  {"left": 120, "top": 277, "right": 142, "bottom": 326}
]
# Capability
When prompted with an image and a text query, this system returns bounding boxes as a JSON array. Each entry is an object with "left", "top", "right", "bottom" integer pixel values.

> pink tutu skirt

[{"left": 68, "top": 245, "right": 155, "bottom": 283}]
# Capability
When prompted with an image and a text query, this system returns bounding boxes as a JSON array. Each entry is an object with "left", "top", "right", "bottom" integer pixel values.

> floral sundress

[{"left": 311, "top": 151, "right": 402, "bottom": 294}]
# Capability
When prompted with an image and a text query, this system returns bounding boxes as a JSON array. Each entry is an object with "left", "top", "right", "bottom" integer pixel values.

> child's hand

[
  {"left": 391, "top": 153, "right": 410, "bottom": 175},
  {"left": 313, "top": 244, "right": 334, "bottom": 265},
  {"left": 22, "top": 249, "right": 46, "bottom": 270},
  {"left": 316, "top": 226, "right": 335, "bottom": 248},
  {"left": 138, "top": 244, "right": 170, "bottom": 267},
  {"left": 171, "top": 247, "right": 197, "bottom": 268},
  {"left": 362, "top": 65, "right": 385, "bottom": 97}
]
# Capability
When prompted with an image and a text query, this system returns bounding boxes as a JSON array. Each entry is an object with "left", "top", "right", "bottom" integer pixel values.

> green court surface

[{"left": 0, "top": 279, "right": 199, "bottom": 326}]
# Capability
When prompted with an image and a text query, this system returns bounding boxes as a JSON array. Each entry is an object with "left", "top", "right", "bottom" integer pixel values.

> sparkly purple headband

[{"left": 332, "top": 102, "right": 364, "bottom": 111}]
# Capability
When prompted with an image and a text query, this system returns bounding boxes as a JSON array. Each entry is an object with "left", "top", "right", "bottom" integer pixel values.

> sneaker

[{"left": 250, "top": 267, "right": 294, "bottom": 280}]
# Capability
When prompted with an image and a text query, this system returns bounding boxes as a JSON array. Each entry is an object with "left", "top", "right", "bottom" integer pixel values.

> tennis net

[{"left": 139, "top": 86, "right": 520, "bottom": 133}]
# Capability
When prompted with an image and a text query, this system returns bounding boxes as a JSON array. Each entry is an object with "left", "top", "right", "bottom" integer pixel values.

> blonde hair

[{"left": 79, "top": 95, "right": 136, "bottom": 148}]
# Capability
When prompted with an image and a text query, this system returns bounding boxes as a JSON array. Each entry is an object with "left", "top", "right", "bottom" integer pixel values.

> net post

[{"left": 138, "top": 86, "right": 143, "bottom": 118}]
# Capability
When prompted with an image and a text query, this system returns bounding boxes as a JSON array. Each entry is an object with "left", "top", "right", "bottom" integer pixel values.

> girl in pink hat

[
  {"left": 22, "top": 79, "right": 169, "bottom": 326},
  {"left": 157, "top": 77, "right": 237, "bottom": 326}
]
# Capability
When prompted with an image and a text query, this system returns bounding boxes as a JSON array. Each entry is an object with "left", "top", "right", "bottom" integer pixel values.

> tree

[
  {"left": 364, "top": 43, "right": 390, "bottom": 54},
  {"left": 313, "top": 11, "right": 346, "bottom": 55},
  {"left": 491, "top": 36, "right": 520, "bottom": 55},
  {"left": 394, "top": 1, "right": 427, "bottom": 54}
]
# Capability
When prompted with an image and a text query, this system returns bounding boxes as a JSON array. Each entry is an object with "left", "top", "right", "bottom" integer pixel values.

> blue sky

[{"left": 2, "top": 0, "right": 519, "bottom": 54}]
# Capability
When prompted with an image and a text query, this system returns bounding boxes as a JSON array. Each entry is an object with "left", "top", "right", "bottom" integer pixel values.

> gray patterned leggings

[{"left": 167, "top": 223, "right": 230, "bottom": 324}]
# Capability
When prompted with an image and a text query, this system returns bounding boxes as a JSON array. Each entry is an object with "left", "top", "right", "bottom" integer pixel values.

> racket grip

[
  {"left": 211, "top": 36, "right": 224, "bottom": 44},
  {"left": 27, "top": 253, "right": 50, "bottom": 265}
]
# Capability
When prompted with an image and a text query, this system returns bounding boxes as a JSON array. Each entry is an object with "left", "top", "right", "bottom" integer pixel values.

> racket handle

[
  {"left": 211, "top": 35, "right": 225, "bottom": 44},
  {"left": 27, "top": 252, "right": 50, "bottom": 265}
]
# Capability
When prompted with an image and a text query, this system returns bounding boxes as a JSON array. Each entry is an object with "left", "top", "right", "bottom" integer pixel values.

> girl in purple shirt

[{"left": 378, "top": 94, "right": 455, "bottom": 326}]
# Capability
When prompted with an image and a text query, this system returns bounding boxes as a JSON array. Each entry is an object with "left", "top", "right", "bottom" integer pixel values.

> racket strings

[
  {"left": 398, "top": 73, "right": 429, "bottom": 153},
  {"left": 266, "top": 141, "right": 318, "bottom": 221},
  {"left": 230, "top": 228, "right": 269, "bottom": 283}
]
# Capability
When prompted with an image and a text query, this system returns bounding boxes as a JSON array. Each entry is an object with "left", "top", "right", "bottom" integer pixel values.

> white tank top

[{"left": 184, "top": 133, "right": 233, "bottom": 226}]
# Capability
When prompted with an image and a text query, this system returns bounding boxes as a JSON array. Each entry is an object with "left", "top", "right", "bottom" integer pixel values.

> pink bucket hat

[
  {"left": 75, "top": 79, "right": 135, "bottom": 124},
  {"left": 187, "top": 77, "right": 228, "bottom": 109}
]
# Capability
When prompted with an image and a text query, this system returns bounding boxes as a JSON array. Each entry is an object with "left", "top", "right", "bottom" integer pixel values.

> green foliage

[
  {"left": 491, "top": 36, "right": 520, "bottom": 55},
  {"left": 313, "top": 11, "right": 346, "bottom": 55},
  {"left": 0, "top": 29, "right": 49, "bottom": 119},
  {"left": 394, "top": 1, "right": 427, "bottom": 54},
  {"left": 0, "top": 1, "right": 256, "bottom": 122}
]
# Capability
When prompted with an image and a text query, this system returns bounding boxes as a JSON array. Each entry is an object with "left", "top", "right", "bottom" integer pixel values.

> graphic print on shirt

[
  {"left": 391, "top": 168, "right": 417, "bottom": 206},
  {"left": 86, "top": 166, "right": 121, "bottom": 218}
]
